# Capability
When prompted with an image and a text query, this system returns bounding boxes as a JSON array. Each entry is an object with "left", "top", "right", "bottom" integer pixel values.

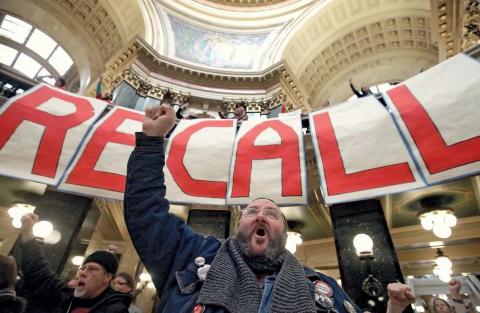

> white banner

[
  {"left": 309, "top": 96, "right": 425, "bottom": 204},
  {"left": 384, "top": 53, "right": 480, "bottom": 185},
  {"left": 164, "top": 118, "right": 237, "bottom": 205},
  {"left": 58, "top": 106, "right": 143, "bottom": 199},
  {"left": 0, "top": 84, "right": 107, "bottom": 186},
  {"left": 227, "top": 114, "right": 307, "bottom": 206},
  {"left": 0, "top": 54, "right": 479, "bottom": 205}
]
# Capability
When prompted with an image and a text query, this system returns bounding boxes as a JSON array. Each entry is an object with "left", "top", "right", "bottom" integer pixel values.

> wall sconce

[
  {"left": 353, "top": 233, "right": 383, "bottom": 299},
  {"left": 353, "top": 234, "right": 374, "bottom": 258}
]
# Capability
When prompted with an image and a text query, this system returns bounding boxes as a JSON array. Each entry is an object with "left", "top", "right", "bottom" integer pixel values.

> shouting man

[
  {"left": 124, "top": 104, "right": 415, "bottom": 313},
  {"left": 19, "top": 213, "right": 131, "bottom": 313}
]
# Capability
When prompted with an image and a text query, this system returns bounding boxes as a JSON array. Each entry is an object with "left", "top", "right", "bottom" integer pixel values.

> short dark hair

[
  {"left": 235, "top": 102, "right": 247, "bottom": 110},
  {"left": 115, "top": 272, "right": 135, "bottom": 290},
  {"left": 55, "top": 77, "right": 66, "bottom": 87},
  {"left": 0, "top": 255, "right": 17, "bottom": 289}
]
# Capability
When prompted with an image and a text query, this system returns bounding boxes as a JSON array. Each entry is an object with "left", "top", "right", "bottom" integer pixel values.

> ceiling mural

[{"left": 169, "top": 15, "right": 270, "bottom": 70}]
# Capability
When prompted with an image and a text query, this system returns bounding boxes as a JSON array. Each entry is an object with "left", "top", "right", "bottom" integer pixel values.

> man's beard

[{"left": 233, "top": 226, "right": 287, "bottom": 260}]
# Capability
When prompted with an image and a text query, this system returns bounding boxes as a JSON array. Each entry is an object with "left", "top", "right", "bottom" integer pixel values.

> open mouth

[
  {"left": 77, "top": 281, "right": 85, "bottom": 287},
  {"left": 256, "top": 227, "right": 266, "bottom": 237}
]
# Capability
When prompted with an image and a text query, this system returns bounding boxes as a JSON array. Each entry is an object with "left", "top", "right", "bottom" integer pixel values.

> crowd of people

[
  {"left": 0, "top": 82, "right": 475, "bottom": 313},
  {"left": 1, "top": 102, "right": 476, "bottom": 313}
]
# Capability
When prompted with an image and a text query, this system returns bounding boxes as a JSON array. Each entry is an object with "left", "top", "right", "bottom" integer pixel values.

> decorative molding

[
  {"left": 90, "top": 37, "right": 310, "bottom": 114},
  {"left": 462, "top": 0, "right": 480, "bottom": 51}
]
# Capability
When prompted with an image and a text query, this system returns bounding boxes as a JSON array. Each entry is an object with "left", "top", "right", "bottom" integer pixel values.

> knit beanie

[{"left": 83, "top": 251, "right": 118, "bottom": 275}]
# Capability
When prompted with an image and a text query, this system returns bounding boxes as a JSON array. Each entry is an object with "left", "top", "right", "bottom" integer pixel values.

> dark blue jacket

[{"left": 124, "top": 133, "right": 361, "bottom": 313}]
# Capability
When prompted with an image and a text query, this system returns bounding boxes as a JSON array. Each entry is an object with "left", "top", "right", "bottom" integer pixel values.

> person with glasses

[
  {"left": 124, "top": 104, "right": 416, "bottom": 313},
  {"left": 18, "top": 213, "right": 132, "bottom": 313},
  {"left": 111, "top": 272, "right": 142, "bottom": 313}
]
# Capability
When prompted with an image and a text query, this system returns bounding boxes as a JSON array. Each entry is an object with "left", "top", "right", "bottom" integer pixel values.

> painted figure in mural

[{"left": 124, "top": 104, "right": 416, "bottom": 313}]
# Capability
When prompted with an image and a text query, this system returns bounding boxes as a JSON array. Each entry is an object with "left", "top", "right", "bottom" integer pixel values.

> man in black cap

[
  {"left": 124, "top": 104, "right": 415, "bottom": 313},
  {"left": 19, "top": 213, "right": 131, "bottom": 313}
]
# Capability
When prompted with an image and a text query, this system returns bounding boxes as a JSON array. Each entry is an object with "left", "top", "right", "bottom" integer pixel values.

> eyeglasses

[
  {"left": 114, "top": 280, "right": 128, "bottom": 286},
  {"left": 242, "top": 207, "right": 282, "bottom": 220}
]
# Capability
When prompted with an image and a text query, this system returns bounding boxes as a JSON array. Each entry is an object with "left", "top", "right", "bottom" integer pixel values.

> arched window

[{"left": 0, "top": 13, "right": 74, "bottom": 86}]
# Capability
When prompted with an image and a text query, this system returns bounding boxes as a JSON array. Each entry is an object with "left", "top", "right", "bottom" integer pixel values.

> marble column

[{"left": 330, "top": 199, "right": 413, "bottom": 313}]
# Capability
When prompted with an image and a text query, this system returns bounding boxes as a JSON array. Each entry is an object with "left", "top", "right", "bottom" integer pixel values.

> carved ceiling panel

[
  {"left": 281, "top": 0, "right": 436, "bottom": 106},
  {"left": 53, "top": 0, "right": 123, "bottom": 59},
  {"left": 195, "top": 0, "right": 292, "bottom": 7},
  {"left": 299, "top": 16, "right": 437, "bottom": 105}
]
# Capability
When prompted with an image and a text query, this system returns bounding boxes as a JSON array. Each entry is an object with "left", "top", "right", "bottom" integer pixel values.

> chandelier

[{"left": 418, "top": 196, "right": 457, "bottom": 239}]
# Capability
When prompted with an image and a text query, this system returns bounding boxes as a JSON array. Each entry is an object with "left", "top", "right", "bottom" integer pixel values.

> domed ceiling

[
  {"left": 195, "top": 0, "right": 295, "bottom": 8},
  {"left": 139, "top": 0, "right": 438, "bottom": 106}
]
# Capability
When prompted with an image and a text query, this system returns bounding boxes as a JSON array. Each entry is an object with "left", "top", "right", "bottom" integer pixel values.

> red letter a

[{"left": 230, "top": 120, "right": 302, "bottom": 198}]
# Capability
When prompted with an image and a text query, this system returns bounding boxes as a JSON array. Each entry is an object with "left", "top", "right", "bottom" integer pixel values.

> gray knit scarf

[{"left": 198, "top": 238, "right": 315, "bottom": 313}]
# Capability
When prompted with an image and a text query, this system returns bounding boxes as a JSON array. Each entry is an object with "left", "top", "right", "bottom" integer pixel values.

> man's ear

[{"left": 105, "top": 273, "right": 113, "bottom": 283}]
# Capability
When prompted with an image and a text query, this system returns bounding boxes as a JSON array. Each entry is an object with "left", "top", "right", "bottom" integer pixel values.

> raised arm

[
  {"left": 124, "top": 104, "right": 205, "bottom": 294},
  {"left": 349, "top": 78, "right": 363, "bottom": 97},
  {"left": 19, "top": 213, "right": 70, "bottom": 305},
  {"left": 387, "top": 282, "right": 416, "bottom": 313}
]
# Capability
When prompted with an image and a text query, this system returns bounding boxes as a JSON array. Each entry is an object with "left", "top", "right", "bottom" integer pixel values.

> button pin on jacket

[
  {"left": 195, "top": 256, "right": 210, "bottom": 281},
  {"left": 343, "top": 300, "right": 356, "bottom": 313}
]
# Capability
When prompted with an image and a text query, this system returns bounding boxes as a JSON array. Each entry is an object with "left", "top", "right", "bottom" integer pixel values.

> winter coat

[
  {"left": 20, "top": 240, "right": 131, "bottom": 313},
  {"left": 124, "top": 133, "right": 361, "bottom": 313},
  {"left": 0, "top": 289, "right": 26, "bottom": 313}
]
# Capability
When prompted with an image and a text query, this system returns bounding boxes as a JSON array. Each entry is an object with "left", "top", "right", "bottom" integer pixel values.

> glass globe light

[
  {"left": 12, "top": 218, "right": 22, "bottom": 229},
  {"left": 44, "top": 230, "right": 62, "bottom": 244},
  {"left": 420, "top": 216, "right": 433, "bottom": 230},
  {"left": 438, "top": 273, "right": 451, "bottom": 283},
  {"left": 433, "top": 224, "right": 452, "bottom": 238},
  {"left": 353, "top": 234, "right": 374, "bottom": 257},
  {"left": 32, "top": 220, "right": 54, "bottom": 238},
  {"left": 436, "top": 255, "right": 453, "bottom": 269},
  {"left": 72, "top": 256, "right": 84, "bottom": 266},
  {"left": 445, "top": 214, "right": 457, "bottom": 227},
  {"left": 7, "top": 203, "right": 35, "bottom": 219}
]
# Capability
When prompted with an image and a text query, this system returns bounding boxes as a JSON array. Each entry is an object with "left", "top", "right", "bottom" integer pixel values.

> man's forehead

[
  {"left": 246, "top": 198, "right": 279, "bottom": 209},
  {"left": 83, "top": 262, "right": 103, "bottom": 269}
]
